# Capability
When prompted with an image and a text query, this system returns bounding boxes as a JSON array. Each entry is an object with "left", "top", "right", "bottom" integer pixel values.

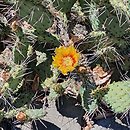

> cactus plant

[
  {"left": 53, "top": 0, "right": 77, "bottom": 13},
  {"left": 109, "top": 0, "right": 130, "bottom": 20},
  {"left": 4, "top": 107, "right": 46, "bottom": 121},
  {"left": 0, "top": 0, "right": 130, "bottom": 129},
  {"left": 104, "top": 80, "right": 130, "bottom": 113}
]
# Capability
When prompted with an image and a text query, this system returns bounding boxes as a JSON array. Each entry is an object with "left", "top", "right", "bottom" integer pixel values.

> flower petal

[{"left": 52, "top": 45, "right": 80, "bottom": 75}]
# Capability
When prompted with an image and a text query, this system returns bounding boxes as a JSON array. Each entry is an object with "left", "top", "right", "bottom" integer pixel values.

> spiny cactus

[
  {"left": 0, "top": 0, "right": 130, "bottom": 129},
  {"left": 91, "top": 87, "right": 109, "bottom": 100},
  {"left": 99, "top": 11, "right": 129, "bottom": 38},
  {"left": 18, "top": 0, "right": 53, "bottom": 33},
  {"left": 43, "top": 67, "right": 81, "bottom": 100},
  {"left": 79, "top": 87, "right": 89, "bottom": 111},
  {"left": 4, "top": 107, "right": 46, "bottom": 121},
  {"left": 12, "top": 91, "right": 34, "bottom": 107},
  {"left": 89, "top": 2, "right": 100, "bottom": 31},
  {"left": 104, "top": 80, "right": 130, "bottom": 113},
  {"left": 0, "top": 64, "right": 26, "bottom": 100},
  {"left": 25, "top": 108, "right": 47, "bottom": 120},
  {"left": 88, "top": 99, "right": 98, "bottom": 113},
  {"left": 109, "top": 0, "right": 130, "bottom": 20},
  {"left": 53, "top": 0, "right": 77, "bottom": 13},
  {"left": 12, "top": 31, "right": 31, "bottom": 64}
]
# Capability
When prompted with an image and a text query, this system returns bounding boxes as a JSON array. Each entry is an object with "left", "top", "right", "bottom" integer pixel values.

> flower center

[{"left": 62, "top": 56, "right": 73, "bottom": 67}]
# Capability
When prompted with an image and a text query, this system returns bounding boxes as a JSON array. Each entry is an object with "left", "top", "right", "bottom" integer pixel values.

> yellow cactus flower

[{"left": 52, "top": 45, "right": 80, "bottom": 75}]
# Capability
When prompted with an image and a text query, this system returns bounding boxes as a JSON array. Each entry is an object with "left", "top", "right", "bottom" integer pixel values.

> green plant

[
  {"left": 0, "top": 0, "right": 130, "bottom": 129},
  {"left": 104, "top": 80, "right": 130, "bottom": 113}
]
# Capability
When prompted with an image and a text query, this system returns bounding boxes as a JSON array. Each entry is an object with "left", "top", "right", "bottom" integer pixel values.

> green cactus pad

[
  {"left": 2, "top": 64, "right": 25, "bottom": 98},
  {"left": 13, "top": 31, "right": 30, "bottom": 64},
  {"left": 89, "top": 2, "right": 100, "bottom": 31},
  {"left": 38, "top": 32, "right": 60, "bottom": 47},
  {"left": 53, "top": 0, "right": 77, "bottom": 13},
  {"left": 104, "top": 80, "right": 130, "bottom": 113},
  {"left": 4, "top": 107, "right": 46, "bottom": 120},
  {"left": 25, "top": 108, "right": 46, "bottom": 120},
  {"left": 4, "top": 107, "right": 27, "bottom": 119},
  {"left": 88, "top": 99, "right": 98, "bottom": 113},
  {"left": 79, "top": 87, "right": 89, "bottom": 111},
  {"left": 18, "top": 0, "right": 53, "bottom": 33},
  {"left": 99, "top": 9, "right": 129, "bottom": 37},
  {"left": 13, "top": 91, "right": 34, "bottom": 107},
  {"left": 109, "top": 0, "right": 130, "bottom": 20}
]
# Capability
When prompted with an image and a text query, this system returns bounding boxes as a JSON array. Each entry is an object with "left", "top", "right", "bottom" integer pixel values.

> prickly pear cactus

[
  {"left": 53, "top": 0, "right": 77, "bottom": 13},
  {"left": 25, "top": 108, "right": 47, "bottom": 120},
  {"left": 104, "top": 80, "right": 130, "bottom": 113},
  {"left": 109, "top": 0, "right": 130, "bottom": 20},
  {"left": 18, "top": 0, "right": 53, "bottom": 33},
  {"left": 4, "top": 107, "right": 46, "bottom": 121},
  {"left": 13, "top": 31, "right": 31, "bottom": 64},
  {"left": 13, "top": 91, "right": 34, "bottom": 107},
  {"left": 1, "top": 0, "right": 130, "bottom": 129}
]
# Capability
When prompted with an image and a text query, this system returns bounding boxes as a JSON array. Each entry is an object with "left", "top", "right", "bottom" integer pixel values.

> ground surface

[
  {"left": 20, "top": 97, "right": 130, "bottom": 130},
  {"left": 0, "top": 96, "right": 129, "bottom": 130}
]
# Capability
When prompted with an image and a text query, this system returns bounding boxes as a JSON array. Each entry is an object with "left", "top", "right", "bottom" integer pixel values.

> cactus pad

[
  {"left": 104, "top": 80, "right": 130, "bottom": 113},
  {"left": 25, "top": 108, "right": 46, "bottom": 120}
]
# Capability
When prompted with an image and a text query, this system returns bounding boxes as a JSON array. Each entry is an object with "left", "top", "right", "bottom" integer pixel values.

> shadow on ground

[
  {"left": 1, "top": 95, "right": 130, "bottom": 130},
  {"left": 56, "top": 95, "right": 85, "bottom": 127},
  {"left": 32, "top": 120, "right": 60, "bottom": 130},
  {"left": 93, "top": 116, "right": 130, "bottom": 130}
]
